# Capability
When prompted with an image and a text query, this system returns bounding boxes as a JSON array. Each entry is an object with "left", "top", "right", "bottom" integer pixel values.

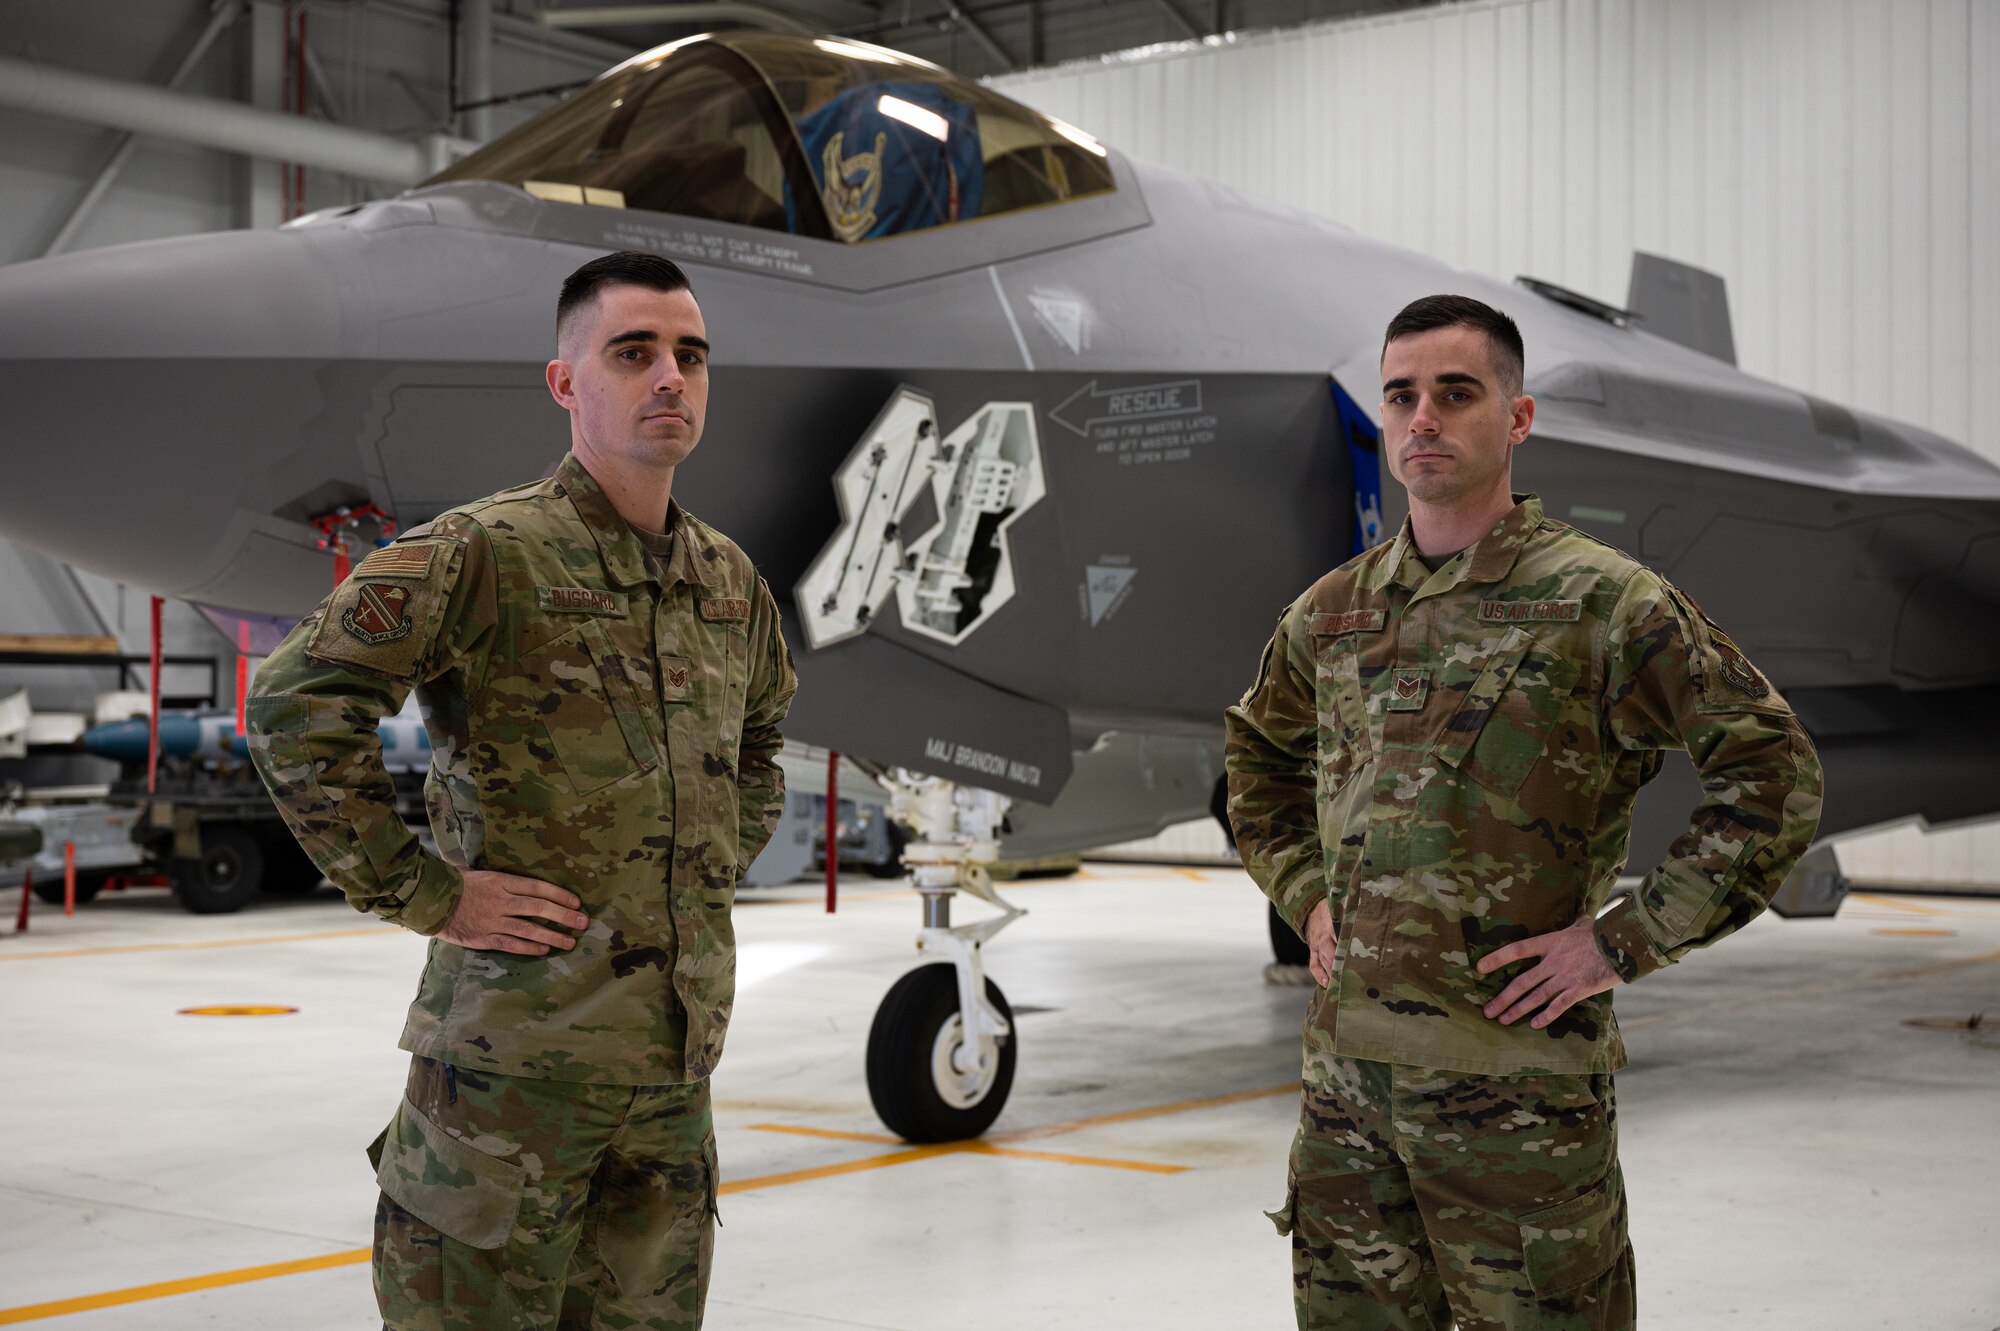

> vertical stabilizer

[{"left": 1627, "top": 252, "right": 1737, "bottom": 365}]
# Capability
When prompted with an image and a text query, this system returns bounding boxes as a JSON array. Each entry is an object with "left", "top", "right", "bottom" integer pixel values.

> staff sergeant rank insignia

[{"left": 343, "top": 584, "right": 414, "bottom": 645}]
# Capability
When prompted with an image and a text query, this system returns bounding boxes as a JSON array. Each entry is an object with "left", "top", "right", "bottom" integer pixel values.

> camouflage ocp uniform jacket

[
  {"left": 1224, "top": 495, "right": 1823, "bottom": 1076},
  {"left": 247, "top": 452, "right": 797, "bottom": 1084}
]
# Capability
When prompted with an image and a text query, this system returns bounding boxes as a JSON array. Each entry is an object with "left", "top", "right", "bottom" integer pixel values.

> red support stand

[
  {"left": 13, "top": 867, "right": 29, "bottom": 933},
  {"left": 63, "top": 841, "right": 76, "bottom": 917},
  {"left": 148, "top": 594, "right": 163, "bottom": 795},
  {"left": 310, "top": 502, "right": 395, "bottom": 589},
  {"left": 825, "top": 751, "right": 839, "bottom": 915},
  {"left": 235, "top": 619, "right": 251, "bottom": 737}
]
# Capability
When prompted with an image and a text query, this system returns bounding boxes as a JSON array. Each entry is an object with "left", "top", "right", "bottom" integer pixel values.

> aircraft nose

[{"left": 0, "top": 228, "right": 348, "bottom": 612}]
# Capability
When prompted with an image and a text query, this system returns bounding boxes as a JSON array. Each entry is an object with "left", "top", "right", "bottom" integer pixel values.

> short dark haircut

[
  {"left": 1381, "top": 294, "right": 1526, "bottom": 397},
  {"left": 556, "top": 251, "right": 694, "bottom": 346}
]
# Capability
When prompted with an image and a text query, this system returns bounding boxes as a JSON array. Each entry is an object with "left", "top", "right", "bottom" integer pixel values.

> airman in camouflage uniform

[
  {"left": 248, "top": 253, "right": 795, "bottom": 1330},
  {"left": 1225, "top": 295, "right": 1823, "bottom": 1330}
]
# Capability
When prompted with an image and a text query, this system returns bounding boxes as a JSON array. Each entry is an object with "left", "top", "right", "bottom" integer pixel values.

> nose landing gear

[{"left": 863, "top": 771, "right": 1024, "bottom": 1143}]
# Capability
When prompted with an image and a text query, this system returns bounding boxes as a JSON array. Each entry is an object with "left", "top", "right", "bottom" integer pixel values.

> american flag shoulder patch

[{"left": 353, "top": 542, "right": 439, "bottom": 580}]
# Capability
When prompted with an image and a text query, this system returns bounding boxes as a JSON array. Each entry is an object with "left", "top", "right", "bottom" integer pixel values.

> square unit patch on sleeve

[{"left": 304, "top": 543, "right": 454, "bottom": 681}]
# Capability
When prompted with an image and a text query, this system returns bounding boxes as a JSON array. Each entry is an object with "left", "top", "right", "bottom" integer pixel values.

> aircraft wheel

[
  {"left": 172, "top": 823, "right": 263, "bottom": 914},
  {"left": 1269, "top": 902, "right": 1310, "bottom": 967},
  {"left": 867, "top": 962, "right": 1016, "bottom": 1143},
  {"left": 32, "top": 873, "right": 104, "bottom": 907}
]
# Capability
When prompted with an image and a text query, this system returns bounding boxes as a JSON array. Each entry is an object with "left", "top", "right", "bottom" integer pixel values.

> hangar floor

[{"left": 1, "top": 865, "right": 1996, "bottom": 1329}]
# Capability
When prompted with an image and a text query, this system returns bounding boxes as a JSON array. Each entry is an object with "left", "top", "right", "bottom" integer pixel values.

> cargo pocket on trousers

[
  {"left": 369, "top": 1095, "right": 526, "bottom": 1250},
  {"left": 1518, "top": 1165, "right": 1627, "bottom": 1297}
]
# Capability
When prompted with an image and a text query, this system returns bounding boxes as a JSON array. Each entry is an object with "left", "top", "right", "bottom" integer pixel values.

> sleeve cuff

[
  {"left": 380, "top": 855, "right": 465, "bottom": 936},
  {"left": 1593, "top": 897, "right": 1671, "bottom": 983},
  {"left": 1272, "top": 867, "right": 1327, "bottom": 941}
]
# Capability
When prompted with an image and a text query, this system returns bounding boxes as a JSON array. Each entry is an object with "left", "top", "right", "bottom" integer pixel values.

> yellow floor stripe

[
  {"left": 1, "top": 1083, "right": 1268, "bottom": 1321},
  {"left": 748, "top": 1082, "right": 1299, "bottom": 1153},
  {"left": 964, "top": 1142, "right": 1188, "bottom": 1174},
  {"left": 0, "top": 1149, "right": 958, "bottom": 1323},
  {"left": 1847, "top": 904, "right": 2000, "bottom": 923},
  {"left": 0, "top": 1248, "right": 371, "bottom": 1325},
  {"left": 0, "top": 927, "right": 396, "bottom": 962},
  {"left": 746, "top": 1123, "right": 1189, "bottom": 1173},
  {"left": 751, "top": 1123, "right": 901, "bottom": 1145},
  {"left": 990, "top": 1082, "right": 1296, "bottom": 1144},
  {"left": 717, "top": 1144, "right": 960, "bottom": 1194},
  {"left": 1851, "top": 893, "right": 1949, "bottom": 918}
]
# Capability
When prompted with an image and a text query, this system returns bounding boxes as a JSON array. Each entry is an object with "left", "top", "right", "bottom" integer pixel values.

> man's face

[
  {"left": 546, "top": 283, "right": 710, "bottom": 471},
  {"left": 1379, "top": 324, "right": 1532, "bottom": 508}
]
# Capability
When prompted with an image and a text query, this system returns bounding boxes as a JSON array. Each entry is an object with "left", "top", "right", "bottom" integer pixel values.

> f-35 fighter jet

[{"left": 1, "top": 31, "right": 1995, "bottom": 1140}]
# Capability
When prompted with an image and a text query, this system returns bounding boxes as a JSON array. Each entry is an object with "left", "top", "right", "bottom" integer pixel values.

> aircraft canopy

[{"left": 425, "top": 33, "right": 1116, "bottom": 243}]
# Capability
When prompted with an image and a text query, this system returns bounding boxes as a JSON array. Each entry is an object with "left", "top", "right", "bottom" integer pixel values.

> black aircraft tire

[
  {"left": 256, "top": 826, "right": 324, "bottom": 898},
  {"left": 32, "top": 873, "right": 104, "bottom": 907},
  {"left": 1269, "top": 902, "right": 1311, "bottom": 967},
  {"left": 867, "top": 963, "right": 1016, "bottom": 1144},
  {"left": 172, "top": 823, "right": 264, "bottom": 914}
]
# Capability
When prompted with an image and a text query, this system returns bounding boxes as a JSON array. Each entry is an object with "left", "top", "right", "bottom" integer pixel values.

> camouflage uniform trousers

[
  {"left": 371, "top": 1055, "right": 717, "bottom": 1330},
  {"left": 1270, "top": 1020, "right": 1634, "bottom": 1330}
]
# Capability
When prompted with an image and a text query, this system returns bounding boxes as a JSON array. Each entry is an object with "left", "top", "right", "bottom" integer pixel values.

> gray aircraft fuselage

[{"left": 0, "top": 33, "right": 1995, "bottom": 863}]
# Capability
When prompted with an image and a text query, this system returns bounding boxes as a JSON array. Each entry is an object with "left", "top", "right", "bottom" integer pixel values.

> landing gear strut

[{"left": 864, "top": 771, "right": 1023, "bottom": 1142}]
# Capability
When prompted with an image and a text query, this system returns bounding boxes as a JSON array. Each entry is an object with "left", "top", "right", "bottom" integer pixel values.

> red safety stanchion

[
  {"left": 235, "top": 619, "right": 251, "bottom": 737},
  {"left": 13, "top": 867, "right": 30, "bottom": 933},
  {"left": 63, "top": 840, "right": 76, "bottom": 917},
  {"left": 826, "top": 750, "right": 839, "bottom": 914},
  {"left": 148, "top": 594, "right": 163, "bottom": 795}
]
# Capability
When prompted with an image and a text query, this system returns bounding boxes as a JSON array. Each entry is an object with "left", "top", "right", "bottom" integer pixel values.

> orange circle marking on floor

[
  {"left": 177, "top": 1005, "right": 299, "bottom": 1017},
  {"left": 1869, "top": 927, "right": 1956, "bottom": 938}
]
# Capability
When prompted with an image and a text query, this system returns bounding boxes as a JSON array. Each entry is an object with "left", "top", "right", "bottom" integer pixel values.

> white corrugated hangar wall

[{"left": 995, "top": 0, "right": 2000, "bottom": 886}]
